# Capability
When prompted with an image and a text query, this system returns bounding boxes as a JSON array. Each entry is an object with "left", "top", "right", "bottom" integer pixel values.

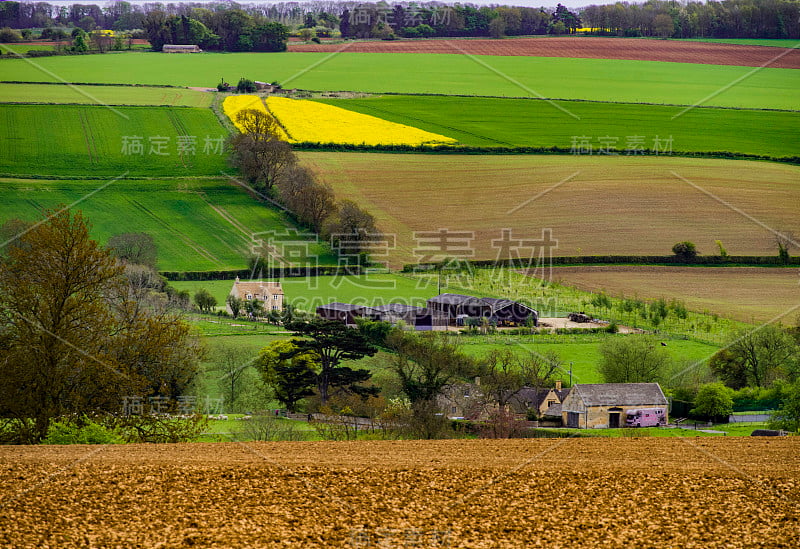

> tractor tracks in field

[
  {"left": 126, "top": 197, "right": 221, "bottom": 266},
  {"left": 77, "top": 108, "right": 99, "bottom": 165}
]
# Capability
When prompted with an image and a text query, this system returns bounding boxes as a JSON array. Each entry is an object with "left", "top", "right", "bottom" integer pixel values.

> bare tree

[
  {"left": 234, "top": 108, "right": 284, "bottom": 142},
  {"left": 228, "top": 134, "right": 297, "bottom": 190},
  {"left": 276, "top": 165, "right": 336, "bottom": 233},
  {"left": 775, "top": 231, "right": 797, "bottom": 263}
]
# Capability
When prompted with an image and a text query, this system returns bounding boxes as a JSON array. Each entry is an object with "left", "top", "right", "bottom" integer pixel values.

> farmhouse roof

[
  {"left": 481, "top": 297, "right": 537, "bottom": 315},
  {"left": 571, "top": 383, "right": 667, "bottom": 407},
  {"left": 230, "top": 278, "right": 283, "bottom": 299}
]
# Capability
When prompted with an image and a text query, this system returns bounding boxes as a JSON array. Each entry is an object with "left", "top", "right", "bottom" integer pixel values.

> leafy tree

[
  {"left": 228, "top": 133, "right": 297, "bottom": 190},
  {"left": 769, "top": 382, "right": 800, "bottom": 433},
  {"left": 724, "top": 324, "right": 798, "bottom": 388},
  {"left": 107, "top": 232, "right": 157, "bottom": 268},
  {"left": 0, "top": 27, "right": 23, "bottom": 42},
  {"left": 77, "top": 15, "right": 96, "bottom": 31},
  {"left": 775, "top": 231, "right": 796, "bottom": 264},
  {"left": 709, "top": 348, "right": 748, "bottom": 389},
  {"left": 598, "top": 336, "right": 670, "bottom": 383},
  {"left": 255, "top": 340, "right": 317, "bottom": 412},
  {"left": 325, "top": 200, "right": 383, "bottom": 264},
  {"left": 0, "top": 209, "right": 202, "bottom": 443},
  {"left": 653, "top": 14, "right": 675, "bottom": 38},
  {"left": 244, "top": 297, "right": 264, "bottom": 319},
  {"left": 226, "top": 294, "right": 243, "bottom": 318},
  {"left": 213, "top": 344, "right": 254, "bottom": 412},
  {"left": 276, "top": 164, "right": 336, "bottom": 233},
  {"left": 389, "top": 331, "right": 475, "bottom": 404},
  {"left": 672, "top": 241, "right": 698, "bottom": 260},
  {"left": 690, "top": 382, "right": 734, "bottom": 420},
  {"left": 71, "top": 30, "right": 88, "bottom": 52},
  {"left": 193, "top": 288, "right": 217, "bottom": 314},
  {"left": 590, "top": 291, "right": 612, "bottom": 312},
  {"left": 284, "top": 318, "right": 378, "bottom": 404}
]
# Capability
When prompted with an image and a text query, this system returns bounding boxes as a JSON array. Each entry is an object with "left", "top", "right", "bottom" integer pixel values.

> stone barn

[
  {"left": 561, "top": 383, "right": 668, "bottom": 429},
  {"left": 162, "top": 44, "right": 202, "bottom": 53}
]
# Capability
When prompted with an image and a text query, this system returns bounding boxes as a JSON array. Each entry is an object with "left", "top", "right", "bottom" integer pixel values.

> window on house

[
  {"left": 451, "top": 407, "right": 457, "bottom": 414},
  {"left": 246, "top": 294, "right": 252, "bottom": 300},
  {"left": 274, "top": 295, "right": 279, "bottom": 300},
  {"left": 272, "top": 306, "right": 278, "bottom": 310}
]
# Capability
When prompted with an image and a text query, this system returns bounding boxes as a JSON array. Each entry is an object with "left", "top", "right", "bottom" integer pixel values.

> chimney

[
  {"left": 474, "top": 376, "right": 481, "bottom": 387},
  {"left": 555, "top": 380, "right": 562, "bottom": 391},
  {"left": 235, "top": 276, "right": 240, "bottom": 284}
]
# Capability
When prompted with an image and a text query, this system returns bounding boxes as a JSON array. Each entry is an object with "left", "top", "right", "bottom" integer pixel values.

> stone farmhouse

[
  {"left": 227, "top": 276, "right": 283, "bottom": 314},
  {"left": 561, "top": 383, "right": 668, "bottom": 429},
  {"left": 438, "top": 379, "right": 569, "bottom": 421}
]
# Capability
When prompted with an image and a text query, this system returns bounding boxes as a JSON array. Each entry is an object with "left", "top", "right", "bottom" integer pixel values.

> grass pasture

[
  {"left": 314, "top": 95, "right": 800, "bottom": 157},
  {"left": 548, "top": 266, "right": 800, "bottom": 324},
  {"left": 0, "top": 178, "right": 331, "bottom": 271},
  {"left": 0, "top": 104, "right": 227, "bottom": 177},
  {"left": 0, "top": 52, "right": 796, "bottom": 109},
  {"left": 301, "top": 152, "right": 800, "bottom": 266},
  {"left": 0, "top": 83, "right": 213, "bottom": 107},
  {"left": 675, "top": 37, "right": 800, "bottom": 48}
]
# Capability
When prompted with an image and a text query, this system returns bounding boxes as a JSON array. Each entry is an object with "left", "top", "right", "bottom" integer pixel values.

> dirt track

[
  {"left": 289, "top": 36, "right": 800, "bottom": 69},
  {"left": 1, "top": 439, "right": 798, "bottom": 547}
]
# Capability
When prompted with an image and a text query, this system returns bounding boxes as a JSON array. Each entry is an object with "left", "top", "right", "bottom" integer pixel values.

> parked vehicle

[{"left": 625, "top": 408, "right": 666, "bottom": 427}]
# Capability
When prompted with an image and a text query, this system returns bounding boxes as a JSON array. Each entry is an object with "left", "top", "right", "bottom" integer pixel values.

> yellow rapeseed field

[
  {"left": 222, "top": 95, "right": 290, "bottom": 140},
  {"left": 265, "top": 96, "right": 457, "bottom": 146}
]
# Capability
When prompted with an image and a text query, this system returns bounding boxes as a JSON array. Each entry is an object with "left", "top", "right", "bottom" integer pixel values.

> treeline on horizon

[{"left": 0, "top": 0, "right": 798, "bottom": 42}]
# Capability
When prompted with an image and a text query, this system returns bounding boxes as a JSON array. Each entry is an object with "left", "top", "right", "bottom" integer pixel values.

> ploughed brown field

[
  {"left": 0, "top": 439, "right": 798, "bottom": 548},
  {"left": 302, "top": 153, "right": 800, "bottom": 267},
  {"left": 547, "top": 266, "right": 800, "bottom": 324},
  {"left": 289, "top": 36, "right": 800, "bottom": 69}
]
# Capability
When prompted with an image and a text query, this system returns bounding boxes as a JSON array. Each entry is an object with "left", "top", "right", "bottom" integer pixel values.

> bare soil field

[
  {"left": 0, "top": 439, "right": 798, "bottom": 548},
  {"left": 549, "top": 266, "right": 800, "bottom": 324},
  {"left": 302, "top": 153, "right": 800, "bottom": 267},
  {"left": 289, "top": 36, "right": 800, "bottom": 69}
]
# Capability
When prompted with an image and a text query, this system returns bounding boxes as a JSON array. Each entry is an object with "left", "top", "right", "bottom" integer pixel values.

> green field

[
  {"left": 0, "top": 83, "right": 213, "bottom": 107},
  {"left": 674, "top": 38, "right": 800, "bottom": 48},
  {"left": 171, "top": 274, "right": 443, "bottom": 311},
  {"left": 0, "top": 52, "right": 796, "bottom": 109},
  {"left": 0, "top": 43, "right": 54, "bottom": 54},
  {"left": 0, "top": 178, "right": 333, "bottom": 271},
  {"left": 313, "top": 95, "right": 799, "bottom": 157},
  {"left": 0, "top": 104, "right": 227, "bottom": 177}
]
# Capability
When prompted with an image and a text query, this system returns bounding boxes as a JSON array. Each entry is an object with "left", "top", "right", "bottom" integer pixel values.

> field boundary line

[
  {"left": 672, "top": 42, "right": 800, "bottom": 119},
  {"left": 0, "top": 46, "right": 130, "bottom": 119},
  {"left": 442, "top": 40, "right": 581, "bottom": 120},
  {"left": 0, "top": 171, "right": 128, "bottom": 250}
]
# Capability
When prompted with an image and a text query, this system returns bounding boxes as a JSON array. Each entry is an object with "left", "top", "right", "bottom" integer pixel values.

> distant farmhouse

[
  {"left": 227, "top": 277, "right": 283, "bottom": 314},
  {"left": 439, "top": 379, "right": 568, "bottom": 421},
  {"left": 162, "top": 44, "right": 202, "bottom": 53},
  {"left": 316, "top": 293, "right": 536, "bottom": 331},
  {"left": 561, "top": 383, "right": 668, "bottom": 429}
]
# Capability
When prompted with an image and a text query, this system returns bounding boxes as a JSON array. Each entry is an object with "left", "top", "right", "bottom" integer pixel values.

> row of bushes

[
  {"left": 291, "top": 142, "right": 800, "bottom": 165},
  {"left": 403, "top": 255, "right": 799, "bottom": 271},
  {"left": 160, "top": 265, "right": 363, "bottom": 281}
]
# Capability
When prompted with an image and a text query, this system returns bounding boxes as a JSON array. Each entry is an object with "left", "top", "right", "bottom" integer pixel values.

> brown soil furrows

[
  {"left": 289, "top": 37, "right": 800, "bottom": 69},
  {"left": 0, "top": 439, "right": 798, "bottom": 547}
]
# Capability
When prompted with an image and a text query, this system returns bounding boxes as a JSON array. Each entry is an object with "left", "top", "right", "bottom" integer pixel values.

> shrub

[
  {"left": 672, "top": 241, "right": 698, "bottom": 260},
  {"left": 0, "top": 27, "right": 23, "bottom": 43},
  {"left": 236, "top": 77, "right": 256, "bottom": 93},
  {"left": 43, "top": 417, "right": 124, "bottom": 444}
]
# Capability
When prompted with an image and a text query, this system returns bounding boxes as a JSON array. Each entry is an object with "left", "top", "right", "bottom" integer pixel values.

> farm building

[
  {"left": 162, "top": 44, "right": 202, "bottom": 53},
  {"left": 439, "top": 379, "right": 568, "bottom": 420},
  {"left": 370, "top": 303, "right": 448, "bottom": 331},
  {"left": 316, "top": 302, "right": 447, "bottom": 330},
  {"left": 228, "top": 277, "right": 283, "bottom": 314},
  {"left": 316, "top": 303, "right": 373, "bottom": 326},
  {"left": 426, "top": 293, "right": 537, "bottom": 326},
  {"left": 560, "top": 383, "right": 668, "bottom": 429}
]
